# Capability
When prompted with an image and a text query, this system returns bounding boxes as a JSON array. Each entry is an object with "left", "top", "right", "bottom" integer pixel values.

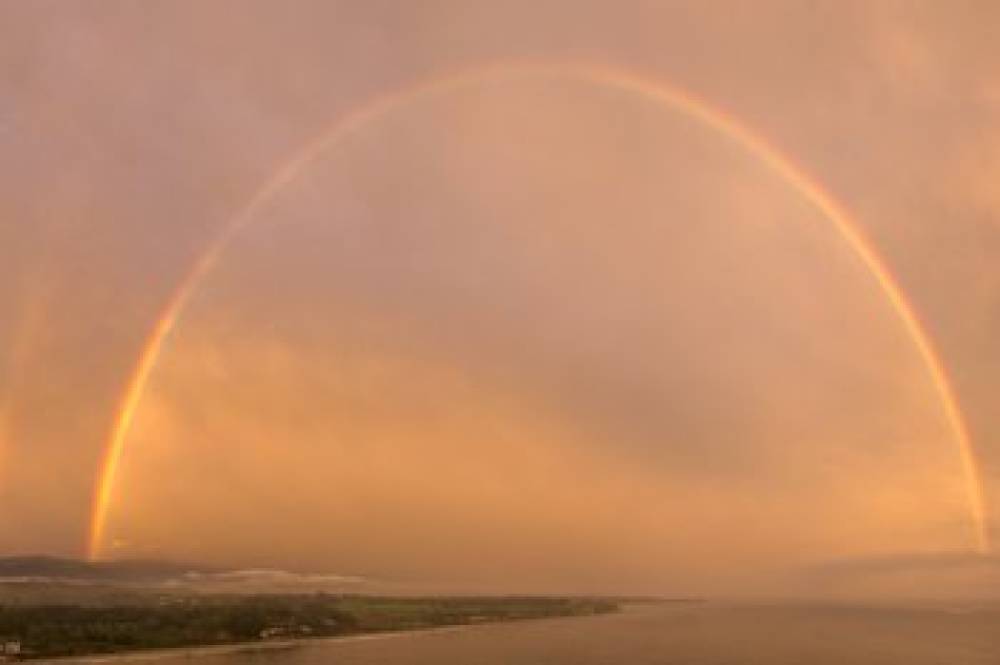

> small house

[{"left": 1, "top": 641, "right": 21, "bottom": 661}]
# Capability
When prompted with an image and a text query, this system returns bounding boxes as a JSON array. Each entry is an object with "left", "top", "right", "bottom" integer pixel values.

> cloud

[
  {"left": 1, "top": 1, "right": 998, "bottom": 597},
  {"left": 813, "top": 551, "right": 1000, "bottom": 576},
  {"left": 177, "top": 569, "right": 366, "bottom": 591},
  {"left": 797, "top": 550, "right": 1000, "bottom": 600}
]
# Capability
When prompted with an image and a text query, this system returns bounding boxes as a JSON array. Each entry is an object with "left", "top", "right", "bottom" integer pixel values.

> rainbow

[{"left": 87, "top": 61, "right": 990, "bottom": 559}]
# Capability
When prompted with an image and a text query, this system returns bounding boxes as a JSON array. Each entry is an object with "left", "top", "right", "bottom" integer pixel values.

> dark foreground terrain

[{"left": 0, "top": 595, "right": 617, "bottom": 659}]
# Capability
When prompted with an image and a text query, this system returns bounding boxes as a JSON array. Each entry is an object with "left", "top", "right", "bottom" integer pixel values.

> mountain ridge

[{"left": 0, "top": 555, "right": 216, "bottom": 582}]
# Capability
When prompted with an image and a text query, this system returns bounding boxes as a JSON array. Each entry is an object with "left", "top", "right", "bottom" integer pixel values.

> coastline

[
  {"left": 10, "top": 596, "right": 621, "bottom": 663},
  {"left": 28, "top": 625, "right": 474, "bottom": 664}
]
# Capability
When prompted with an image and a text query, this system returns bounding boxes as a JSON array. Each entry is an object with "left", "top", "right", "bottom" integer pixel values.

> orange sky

[{"left": 2, "top": 1, "right": 999, "bottom": 597}]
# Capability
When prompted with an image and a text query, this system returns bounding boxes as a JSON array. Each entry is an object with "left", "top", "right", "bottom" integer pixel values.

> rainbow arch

[{"left": 87, "top": 61, "right": 990, "bottom": 559}]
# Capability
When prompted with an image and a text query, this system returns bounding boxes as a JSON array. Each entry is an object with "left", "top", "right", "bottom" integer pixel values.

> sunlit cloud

[{"left": 1, "top": 1, "right": 999, "bottom": 598}]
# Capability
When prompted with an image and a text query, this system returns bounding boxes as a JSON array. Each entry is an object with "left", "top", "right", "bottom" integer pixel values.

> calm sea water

[{"left": 92, "top": 603, "right": 1000, "bottom": 665}]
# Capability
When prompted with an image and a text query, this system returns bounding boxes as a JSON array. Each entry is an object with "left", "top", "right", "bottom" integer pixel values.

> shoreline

[
  {"left": 28, "top": 625, "right": 475, "bottom": 664},
  {"left": 12, "top": 596, "right": 623, "bottom": 663},
  {"left": 24, "top": 609, "right": 633, "bottom": 665}
]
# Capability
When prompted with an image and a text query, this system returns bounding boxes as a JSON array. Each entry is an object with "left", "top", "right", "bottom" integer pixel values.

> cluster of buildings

[
  {"left": 0, "top": 641, "right": 21, "bottom": 661},
  {"left": 259, "top": 623, "right": 314, "bottom": 640}
]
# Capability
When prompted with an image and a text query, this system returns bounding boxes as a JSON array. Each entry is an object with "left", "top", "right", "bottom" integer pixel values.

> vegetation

[{"left": 0, "top": 594, "right": 618, "bottom": 659}]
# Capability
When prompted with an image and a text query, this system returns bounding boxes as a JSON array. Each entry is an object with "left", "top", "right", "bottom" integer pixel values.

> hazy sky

[{"left": 2, "top": 1, "right": 1000, "bottom": 597}]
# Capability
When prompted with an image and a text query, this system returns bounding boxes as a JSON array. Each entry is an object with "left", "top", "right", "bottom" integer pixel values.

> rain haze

[{"left": 2, "top": 1, "right": 1000, "bottom": 605}]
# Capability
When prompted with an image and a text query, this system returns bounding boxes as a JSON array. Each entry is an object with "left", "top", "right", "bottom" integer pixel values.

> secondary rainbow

[{"left": 87, "top": 61, "right": 991, "bottom": 559}]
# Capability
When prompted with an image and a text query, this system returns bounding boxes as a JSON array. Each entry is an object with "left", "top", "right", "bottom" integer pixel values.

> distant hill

[
  {"left": 0, "top": 556, "right": 367, "bottom": 597},
  {"left": 0, "top": 556, "right": 211, "bottom": 583}
]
